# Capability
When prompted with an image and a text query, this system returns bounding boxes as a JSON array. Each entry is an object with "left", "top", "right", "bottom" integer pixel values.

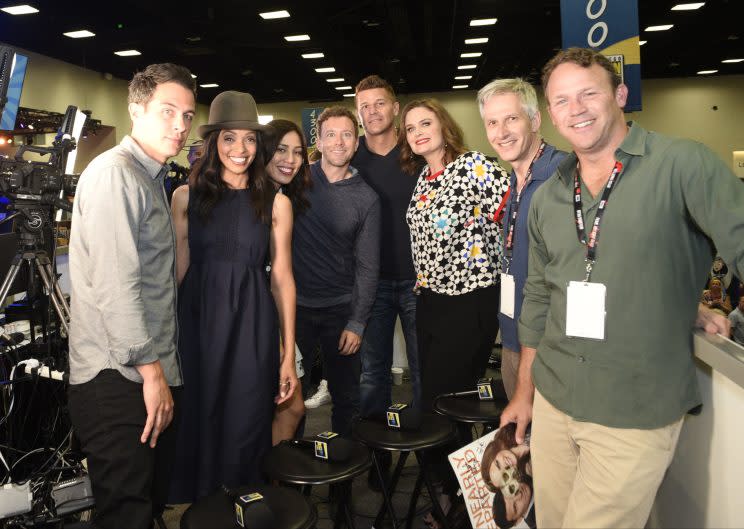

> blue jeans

[{"left": 359, "top": 279, "right": 420, "bottom": 416}]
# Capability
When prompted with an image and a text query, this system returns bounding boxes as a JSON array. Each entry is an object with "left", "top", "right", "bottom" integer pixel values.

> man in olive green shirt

[{"left": 500, "top": 48, "right": 744, "bottom": 528}]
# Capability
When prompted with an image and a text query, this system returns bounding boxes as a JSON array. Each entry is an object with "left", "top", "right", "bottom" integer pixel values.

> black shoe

[{"left": 367, "top": 449, "right": 392, "bottom": 493}]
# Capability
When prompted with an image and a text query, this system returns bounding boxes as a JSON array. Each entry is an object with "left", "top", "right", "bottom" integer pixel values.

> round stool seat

[
  {"left": 433, "top": 394, "right": 507, "bottom": 424},
  {"left": 262, "top": 439, "right": 371, "bottom": 485},
  {"left": 353, "top": 413, "right": 456, "bottom": 452},
  {"left": 180, "top": 484, "right": 317, "bottom": 529}
]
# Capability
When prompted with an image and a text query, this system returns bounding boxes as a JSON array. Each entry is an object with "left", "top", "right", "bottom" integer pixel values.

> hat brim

[{"left": 198, "top": 119, "right": 267, "bottom": 138}]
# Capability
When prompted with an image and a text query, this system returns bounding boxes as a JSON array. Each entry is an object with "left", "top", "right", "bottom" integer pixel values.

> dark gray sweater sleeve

[{"left": 346, "top": 197, "right": 381, "bottom": 335}]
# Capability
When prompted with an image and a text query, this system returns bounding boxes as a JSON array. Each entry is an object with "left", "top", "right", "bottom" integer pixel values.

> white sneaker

[{"left": 304, "top": 379, "right": 331, "bottom": 408}]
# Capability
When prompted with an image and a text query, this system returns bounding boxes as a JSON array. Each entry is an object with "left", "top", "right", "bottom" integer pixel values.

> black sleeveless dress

[{"left": 169, "top": 188, "right": 278, "bottom": 503}]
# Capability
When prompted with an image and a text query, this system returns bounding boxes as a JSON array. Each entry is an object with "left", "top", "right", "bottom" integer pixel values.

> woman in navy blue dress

[{"left": 169, "top": 91, "right": 297, "bottom": 502}]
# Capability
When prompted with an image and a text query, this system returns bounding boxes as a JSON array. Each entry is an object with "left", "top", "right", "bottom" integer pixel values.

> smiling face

[
  {"left": 266, "top": 130, "right": 304, "bottom": 187},
  {"left": 316, "top": 115, "right": 358, "bottom": 169},
  {"left": 129, "top": 81, "right": 195, "bottom": 164},
  {"left": 404, "top": 106, "right": 445, "bottom": 162},
  {"left": 504, "top": 481, "right": 532, "bottom": 524},
  {"left": 482, "top": 91, "right": 541, "bottom": 166},
  {"left": 545, "top": 62, "right": 628, "bottom": 159},
  {"left": 356, "top": 87, "right": 399, "bottom": 137},
  {"left": 217, "top": 129, "right": 257, "bottom": 181}
]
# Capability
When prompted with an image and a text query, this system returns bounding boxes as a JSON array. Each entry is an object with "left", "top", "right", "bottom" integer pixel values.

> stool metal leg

[
  {"left": 415, "top": 451, "right": 453, "bottom": 529},
  {"left": 373, "top": 451, "right": 409, "bottom": 528},
  {"left": 404, "top": 469, "right": 424, "bottom": 529}
]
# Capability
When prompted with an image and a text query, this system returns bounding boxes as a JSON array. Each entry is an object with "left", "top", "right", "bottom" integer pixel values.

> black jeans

[
  {"left": 296, "top": 304, "right": 360, "bottom": 436},
  {"left": 68, "top": 369, "right": 181, "bottom": 529}
]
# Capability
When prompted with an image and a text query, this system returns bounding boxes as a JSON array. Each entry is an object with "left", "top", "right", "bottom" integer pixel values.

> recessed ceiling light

[
  {"left": 284, "top": 34, "right": 310, "bottom": 42},
  {"left": 639, "top": 40, "right": 647, "bottom": 45},
  {"left": 454, "top": 75, "right": 473, "bottom": 80},
  {"left": 63, "top": 29, "right": 95, "bottom": 38},
  {"left": 465, "top": 37, "right": 489, "bottom": 45},
  {"left": 335, "top": 86, "right": 352, "bottom": 90},
  {"left": 697, "top": 69, "right": 717, "bottom": 75},
  {"left": 645, "top": 24, "right": 674, "bottom": 31},
  {"left": 326, "top": 78, "right": 345, "bottom": 83},
  {"left": 302, "top": 53, "right": 324, "bottom": 59},
  {"left": 458, "top": 64, "right": 477, "bottom": 70},
  {"left": 200, "top": 83, "right": 219, "bottom": 88},
  {"left": 460, "top": 52, "right": 482, "bottom": 58},
  {"left": 469, "top": 18, "right": 497, "bottom": 26},
  {"left": 342, "top": 93, "right": 355, "bottom": 98},
  {"left": 114, "top": 49, "right": 141, "bottom": 56},
  {"left": 722, "top": 58, "right": 744, "bottom": 63},
  {"left": 258, "top": 114, "right": 274, "bottom": 124},
  {"left": 191, "top": 74, "right": 197, "bottom": 78},
  {"left": 315, "top": 67, "right": 335, "bottom": 73},
  {"left": 259, "top": 10, "right": 290, "bottom": 19},
  {"left": 671, "top": 2, "right": 704, "bottom": 10},
  {"left": 452, "top": 85, "right": 469, "bottom": 89},
  {"left": 1, "top": 5, "right": 39, "bottom": 15}
]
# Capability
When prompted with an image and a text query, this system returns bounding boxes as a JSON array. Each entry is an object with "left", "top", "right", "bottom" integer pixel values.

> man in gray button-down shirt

[{"left": 67, "top": 63, "right": 195, "bottom": 529}]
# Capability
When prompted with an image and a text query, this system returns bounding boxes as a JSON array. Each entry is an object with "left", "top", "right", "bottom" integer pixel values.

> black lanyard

[
  {"left": 503, "top": 141, "right": 546, "bottom": 273},
  {"left": 573, "top": 160, "right": 623, "bottom": 282}
]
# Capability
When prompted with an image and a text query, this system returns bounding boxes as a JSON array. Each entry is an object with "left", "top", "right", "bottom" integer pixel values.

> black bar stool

[
  {"left": 262, "top": 439, "right": 371, "bottom": 529},
  {"left": 433, "top": 392, "right": 507, "bottom": 441},
  {"left": 353, "top": 413, "right": 457, "bottom": 529},
  {"left": 180, "top": 484, "right": 317, "bottom": 529}
]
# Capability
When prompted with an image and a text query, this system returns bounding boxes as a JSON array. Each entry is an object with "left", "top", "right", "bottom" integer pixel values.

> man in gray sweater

[{"left": 293, "top": 106, "right": 380, "bottom": 436}]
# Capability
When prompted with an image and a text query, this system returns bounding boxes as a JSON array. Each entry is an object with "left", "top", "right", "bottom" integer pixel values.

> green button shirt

[{"left": 519, "top": 122, "right": 744, "bottom": 429}]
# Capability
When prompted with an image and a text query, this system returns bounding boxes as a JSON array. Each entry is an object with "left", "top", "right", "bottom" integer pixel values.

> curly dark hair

[
  {"left": 263, "top": 119, "right": 312, "bottom": 214},
  {"left": 188, "top": 129, "right": 275, "bottom": 224},
  {"left": 398, "top": 98, "right": 467, "bottom": 175}
]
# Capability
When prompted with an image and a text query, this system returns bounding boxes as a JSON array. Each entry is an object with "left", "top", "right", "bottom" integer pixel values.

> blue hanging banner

[
  {"left": 301, "top": 107, "right": 325, "bottom": 150},
  {"left": 559, "top": 0, "right": 641, "bottom": 111}
]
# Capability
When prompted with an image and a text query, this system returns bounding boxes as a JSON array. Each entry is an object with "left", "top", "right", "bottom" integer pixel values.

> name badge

[
  {"left": 500, "top": 273, "right": 516, "bottom": 318},
  {"left": 566, "top": 281, "right": 606, "bottom": 340}
]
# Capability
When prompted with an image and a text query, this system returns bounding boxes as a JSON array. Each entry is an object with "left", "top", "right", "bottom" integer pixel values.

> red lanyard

[
  {"left": 503, "top": 141, "right": 546, "bottom": 272},
  {"left": 573, "top": 160, "right": 623, "bottom": 281}
]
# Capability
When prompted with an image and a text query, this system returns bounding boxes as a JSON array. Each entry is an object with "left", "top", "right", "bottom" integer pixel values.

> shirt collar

[
  {"left": 120, "top": 135, "right": 169, "bottom": 180},
  {"left": 555, "top": 121, "right": 646, "bottom": 185},
  {"left": 509, "top": 142, "right": 557, "bottom": 186}
]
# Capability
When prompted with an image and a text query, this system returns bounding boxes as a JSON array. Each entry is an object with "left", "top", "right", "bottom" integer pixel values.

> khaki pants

[
  {"left": 500, "top": 346, "right": 520, "bottom": 400},
  {"left": 531, "top": 390, "right": 683, "bottom": 528}
]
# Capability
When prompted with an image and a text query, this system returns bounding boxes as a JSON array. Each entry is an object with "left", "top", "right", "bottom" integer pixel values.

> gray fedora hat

[{"left": 198, "top": 90, "right": 266, "bottom": 138}]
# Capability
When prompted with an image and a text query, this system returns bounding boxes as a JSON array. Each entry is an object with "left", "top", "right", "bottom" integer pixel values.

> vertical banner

[
  {"left": 559, "top": 0, "right": 641, "bottom": 111},
  {"left": 301, "top": 107, "right": 325, "bottom": 151}
]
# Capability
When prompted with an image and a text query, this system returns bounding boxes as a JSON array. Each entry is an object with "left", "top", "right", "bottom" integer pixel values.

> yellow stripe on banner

[{"left": 602, "top": 36, "right": 640, "bottom": 65}]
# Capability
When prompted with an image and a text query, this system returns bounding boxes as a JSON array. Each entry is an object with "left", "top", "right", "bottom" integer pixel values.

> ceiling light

[
  {"left": 258, "top": 114, "right": 274, "bottom": 124},
  {"left": 645, "top": 24, "right": 674, "bottom": 31},
  {"left": 63, "top": 30, "right": 96, "bottom": 38},
  {"left": 469, "top": 18, "right": 497, "bottom": 26},
  {"left": 454, "top": 75, "right": 473, "bottom": 80},
  {"left": 465, "top": 37, "right": 489, "bottom": 44},
  {"left": 460, "top": 52, "right": 482, "bottom": 58},
  {"left": 639, "top": 40, "right": 647, "bottom": 45},
  {"left": 697, "top": 70, "right": 717, "bottom": 75},
  {"left": 326, "top": 78, "right": 345, "bottom": 83},
  {"left": 114, "top": 49, "right": 141, "bottom": 56},
  {"left": 315, "top": 67, "right": 335, "bottom": 73},
  {"left": 191, "top": 74, "right": 197, "bottom": 78},
  {"left": 284, "top": 34, "right": 310, "bottom": 42},
  {"left": 335, "top": 86, "right": 352, "bottom": 90},
  {"left": 452, "top": 85, "right": 469, "bottom": 89},
  {"left": 671, "top": 2, "right": 704, "bottom": 10},
  {"left": 302, "top": 53, "right": 324, "bottom": 59},
  {"left": 722, "top": 58, "right": 744, "bottom": 63},
  {"left": 1, "top": 5, "right": 39, "bottom": 15},
  {"left": 200, "top": 83, "right": 219, "bottom": 88},
  {"left": 259, "top": 10, "right": 290, "bottom": 19},
  {"left": 458, "top": 64, "right": 477, "bottom": 70},
  {"left": 343, "top": 93, "right": 355, "bottom": 98}
]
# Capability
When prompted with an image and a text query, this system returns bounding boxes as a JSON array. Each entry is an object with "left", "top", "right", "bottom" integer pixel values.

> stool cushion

[
  {"left": 262, "top": 440, "right": 371, "bottom": 485},
  {"left": 433, "top": 394, "right": 507, "bottom": 423},
  {"left": 180, "top": 484, "right": 316, "bottom": 529},
  {"left": 353, "top": 413, "right": 456, "bottom": 451}
]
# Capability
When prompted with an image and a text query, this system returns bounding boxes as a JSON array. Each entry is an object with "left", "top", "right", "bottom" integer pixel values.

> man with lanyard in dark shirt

[
  {"left": 501, "top": 48, "right": 740, "bottom": 528},
  {"left": 477, "top": 78, "right": 566, "bottom": 400},
  {"left": 352, "top": 75, "right": 420, "bottom": 488}
]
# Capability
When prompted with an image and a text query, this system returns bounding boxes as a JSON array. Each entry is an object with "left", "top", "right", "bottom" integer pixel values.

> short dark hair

[
  {"left": 128, "top": 63, "right": 196, "bottom": 105},
  {"left": 317, "top": 106, "right": 359, "bottom": 139},
  {"left": 541, "top": 47, "right": 621, "bottom": 94},
  {"left": 355, "top": 74, "right": 396, "bottom": 99}
]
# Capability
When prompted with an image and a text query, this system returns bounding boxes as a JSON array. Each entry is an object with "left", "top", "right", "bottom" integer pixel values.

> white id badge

[
  {"left": 566, "top": 281, "right": 606, "bottom": 340},
  {"left": 500, "top": 273, "right": 516, "bottom": 318}
]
